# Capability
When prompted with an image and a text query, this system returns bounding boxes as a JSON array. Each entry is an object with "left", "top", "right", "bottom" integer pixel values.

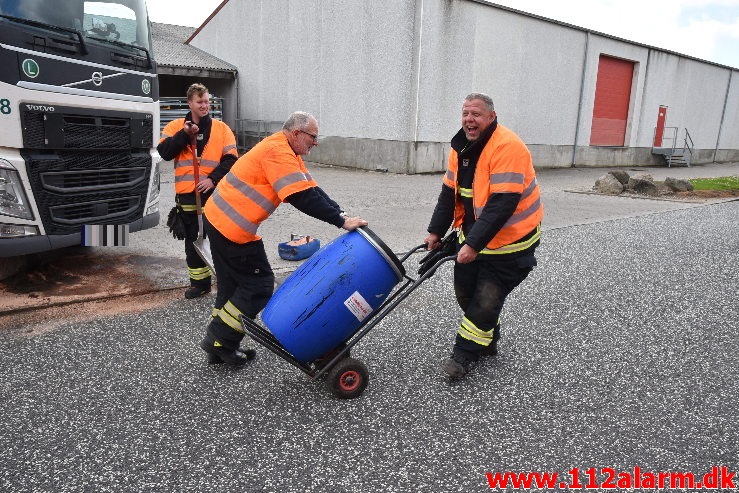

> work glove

[
  {"left": 166, "top": 204, "right": 188, "bottom": 240},
  {"left": 417, "top": 231, "right": 458, "bottom": 277}
]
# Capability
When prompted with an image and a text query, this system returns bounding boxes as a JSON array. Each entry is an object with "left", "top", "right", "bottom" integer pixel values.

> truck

[{"left": 0, "top": 0, "right": 160, "bottom": 275}]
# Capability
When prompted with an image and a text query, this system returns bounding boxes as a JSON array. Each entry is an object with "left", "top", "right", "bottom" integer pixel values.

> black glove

[
  {"left": 417, "top": 231, "right": 458, "bottom": 277},
  {"left": 166, "top": 205, "right": 188, "bottom": 240}
]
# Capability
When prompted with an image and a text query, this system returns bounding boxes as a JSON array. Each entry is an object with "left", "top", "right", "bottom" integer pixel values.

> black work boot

[
  {"left": 441, "top": 349, "right": 477, "bottom": 378},
  {"left": 206, "top": 345, "right": 256, "bottom": 364},
  {"left": 185, "top": 285, "right": 211, "bottom": 299},
  {"left": 200, "top": 333, "right": 253, "bottom": 366}
]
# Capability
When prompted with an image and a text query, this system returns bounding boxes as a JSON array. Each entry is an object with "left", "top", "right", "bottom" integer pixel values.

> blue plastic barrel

[{"left": 261, "top": 227, "right": 405, "bottom": 362}]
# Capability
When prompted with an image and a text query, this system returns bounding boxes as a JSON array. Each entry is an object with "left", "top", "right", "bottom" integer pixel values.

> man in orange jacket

[
  {"left": 157, "top": 83, "right": 238, "bottom": 300},
  {"left": 201, "top": 111, "right": 368, "bottom": 366},
  {"left": 424, "top": 93, "right": 543, "bottom": 378}
]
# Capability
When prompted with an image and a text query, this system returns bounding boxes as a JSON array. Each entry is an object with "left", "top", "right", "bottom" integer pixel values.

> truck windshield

[{"left": 0, "top": 0, "right": 151, "bottom": 52}]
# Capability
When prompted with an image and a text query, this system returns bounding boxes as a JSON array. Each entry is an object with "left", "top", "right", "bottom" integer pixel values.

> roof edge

[
  {"left": 185, "top": 0, "right": 231, "bottom": 44},
  {"left": 473, "top": 0, "right": 738, "bottom": 71}
]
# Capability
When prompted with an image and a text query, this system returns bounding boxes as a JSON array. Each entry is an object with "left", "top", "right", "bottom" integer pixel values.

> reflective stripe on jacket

[
  {"left": 159, "top": 118, "right": 238, "bottom": 194},
  {"left": 442, "top": 124, "right": 543, "bottom": 251},
  {"left": 204, "top": 131, "right": 314, "bottom": 244}
]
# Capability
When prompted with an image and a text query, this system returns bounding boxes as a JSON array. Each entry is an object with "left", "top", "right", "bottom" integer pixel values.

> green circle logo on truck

[{"left": 22, "top": 59, "right": 39, "bottom": 78}]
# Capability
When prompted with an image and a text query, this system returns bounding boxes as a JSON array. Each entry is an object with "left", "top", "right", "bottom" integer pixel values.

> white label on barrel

[{"left": 344, "top": 291, "right": 372, "bottom": 322}]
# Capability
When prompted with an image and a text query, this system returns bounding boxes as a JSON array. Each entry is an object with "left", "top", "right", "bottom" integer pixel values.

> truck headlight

[
  {"left": 0, "top": 160, "right": 34, "bottom": 220},
  {"left": 145, "top": 161, "right": 161, "bottom": 216},
  {"left": 149, "top": 160, "right": 161, "bottom": 203}
]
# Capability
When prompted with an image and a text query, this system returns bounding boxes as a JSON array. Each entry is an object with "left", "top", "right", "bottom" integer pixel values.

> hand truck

[{"left": 240, "top": 234, "right": 457, "bottom": 399}]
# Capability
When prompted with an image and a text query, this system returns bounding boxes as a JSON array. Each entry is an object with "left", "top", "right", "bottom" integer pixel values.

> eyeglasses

[{"left": 299, "top": 130, "right": 319, "bottom": 143}]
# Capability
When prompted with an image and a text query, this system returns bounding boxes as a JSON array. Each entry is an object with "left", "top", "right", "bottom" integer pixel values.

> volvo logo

[
  {"left": 91, "top": 72, "right": 104, "bottom": 86},
  {"left": 25, "top": 104, "right": 55, "bottom": 112},
  {"left": 141, "top": 78, "right": 151, "bottom": 94}
]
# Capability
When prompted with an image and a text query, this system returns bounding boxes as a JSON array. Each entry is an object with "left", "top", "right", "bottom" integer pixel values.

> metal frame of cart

[{"left": 240, "top": 238, "right": 456, "bottom": 399}]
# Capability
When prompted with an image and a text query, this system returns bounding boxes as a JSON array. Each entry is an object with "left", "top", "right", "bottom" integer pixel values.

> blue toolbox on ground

[{"left": 278, "top": 234, "right": 320, "bottom": 261}]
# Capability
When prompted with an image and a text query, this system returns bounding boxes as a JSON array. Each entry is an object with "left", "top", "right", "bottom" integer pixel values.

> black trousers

[
  {"left": 183, "top": 212, "right": 211, "bottom": 288},
  {"left": 203, "top": 219, "right": 275, "bottom": 349},
  {"left": 452, "top": 253, "right": 536, "bottom": 356}
]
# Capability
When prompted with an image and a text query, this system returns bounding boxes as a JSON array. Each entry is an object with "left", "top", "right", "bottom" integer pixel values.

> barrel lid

[{"left": 356, "top": 226, "right": 406, "bottom": 281}]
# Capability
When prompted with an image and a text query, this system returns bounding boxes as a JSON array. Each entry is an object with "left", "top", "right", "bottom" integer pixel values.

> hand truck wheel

[{"left": 327, "top": 357, "right": 369, "bottom": 399}]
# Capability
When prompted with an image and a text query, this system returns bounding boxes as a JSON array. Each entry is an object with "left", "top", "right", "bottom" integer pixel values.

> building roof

[{"left": 152, "top": 22, "right": 237, "bottom": 78}]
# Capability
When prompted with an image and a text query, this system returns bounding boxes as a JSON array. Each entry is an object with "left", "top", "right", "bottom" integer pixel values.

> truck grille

[
  {"left": 41, "top": 168, "right": 148, "bottom": 193},
  {"left": 49, "top": 196, "right": 141, "bottom": 225},
  {"left": 24, "top": 152, "right": 152, "bottom": 235},
  {"left": 63, "top": 118, "right": 130, "bottom": 149},
  {"left": 21, "top": 105, "right": 154, "bottom": 235},
  {"left": 22, "top": 110, "right": 152, "bottom": 150}
]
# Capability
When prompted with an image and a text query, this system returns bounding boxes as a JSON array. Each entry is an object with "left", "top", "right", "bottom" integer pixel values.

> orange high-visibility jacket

[
  {"left": 204, "top": 131, "right": 315, "bottom": 244},
  {"left": 443, "top": 124, "right": 543, "bottom": 251},
  {"left": 159, "top": 118, "right": 238, "bottom": 194}
]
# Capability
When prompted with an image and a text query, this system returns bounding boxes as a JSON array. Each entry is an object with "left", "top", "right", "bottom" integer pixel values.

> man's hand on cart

[
  {"left": 424, "top": 232, "right": 442, "bottom": 251},
  {"left": 456, "top": 244, "right": 477, "bottom": 264},
  {"left": 418, "top": 231, "right": 458, "bottom": 277}
]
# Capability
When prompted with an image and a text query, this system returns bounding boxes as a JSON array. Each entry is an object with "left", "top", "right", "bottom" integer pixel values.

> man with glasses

[{"left": 200, "top": 111, "right": 368, "bottom": 366}]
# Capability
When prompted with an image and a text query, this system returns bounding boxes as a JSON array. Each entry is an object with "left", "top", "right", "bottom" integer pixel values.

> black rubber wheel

[{"left": 327, "top": 357, "right": 369, "bottom": 399}]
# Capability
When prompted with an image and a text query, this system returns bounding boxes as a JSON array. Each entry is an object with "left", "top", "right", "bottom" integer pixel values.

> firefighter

[
  {"left": 424, "top": 93, "right": 544, "bottom": 378},
  {"left": 157, "top": 83, "right": 238, "bottom": 300},
  {"left": 200, "top": 111, "right": 367, "bottom": 366}
]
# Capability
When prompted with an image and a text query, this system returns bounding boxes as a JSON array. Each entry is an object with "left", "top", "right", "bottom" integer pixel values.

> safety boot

[
  {"left": 206, "top": 346, "right": 256, "bottom": 364},
  {"left": 200, "top": 334, "right": 254, "bottom": 366},
  {"left": 185, "top": 285, "right": 211, "bottom": 299},
  {"left": 441, "top": 349, "right": 477, "bottom": 378}
]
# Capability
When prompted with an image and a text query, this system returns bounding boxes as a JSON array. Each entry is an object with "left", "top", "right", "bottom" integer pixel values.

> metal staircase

[{"left": 652, "top": 127, "right": 694, "bottom": 167}]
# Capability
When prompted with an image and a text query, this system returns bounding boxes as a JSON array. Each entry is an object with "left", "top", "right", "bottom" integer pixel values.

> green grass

[{"left": 689, "top": 176, "right": 739, "bottom": 191}]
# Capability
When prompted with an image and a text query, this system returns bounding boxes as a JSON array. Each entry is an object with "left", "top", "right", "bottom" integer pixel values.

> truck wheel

[{"left": 327, "top": 357, "right": 368, "bottom": 399}]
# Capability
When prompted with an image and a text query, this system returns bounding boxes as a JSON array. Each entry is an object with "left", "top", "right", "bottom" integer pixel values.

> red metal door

[
  {"left": 590, "top": 55, "right": 634, "bottom": 146},
  {"left": 653, "top": 105, "right": 668, "bottom": 147}
]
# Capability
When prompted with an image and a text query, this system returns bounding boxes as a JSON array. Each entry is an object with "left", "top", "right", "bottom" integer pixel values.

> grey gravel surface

[{"left": 1, "top": 200, "right": 737, "bottom": 492}]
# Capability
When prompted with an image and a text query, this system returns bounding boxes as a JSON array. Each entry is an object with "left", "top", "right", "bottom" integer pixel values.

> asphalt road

[{"left": 1, "top": 162, "right": 738, "bottom": 492}]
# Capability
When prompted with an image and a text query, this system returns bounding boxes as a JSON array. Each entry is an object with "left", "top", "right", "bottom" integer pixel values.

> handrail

[
  {"left": 653, "top": 126, "right": 693, "bottom": 167},
  {"left": 683, "top": 128, "right": 694, "bottom": 166},
  {"left": 654, "top": 126, "right": 678, "bottom": 150},
  {"left": 235, "top": 119, "right": 283, "bottom": 138},
  {"left": 235, "top": 119, "right": 284, "bottom": 152}
]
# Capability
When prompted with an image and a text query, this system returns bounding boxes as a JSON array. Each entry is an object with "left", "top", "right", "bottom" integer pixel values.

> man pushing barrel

[{"left": 200, "top": 111, "right": 367, "bottom": 366}]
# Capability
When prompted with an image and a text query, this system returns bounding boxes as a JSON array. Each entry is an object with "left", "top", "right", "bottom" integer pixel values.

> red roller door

[{"left": 590, "top": 55, "right": 634, "bottom": 146}]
